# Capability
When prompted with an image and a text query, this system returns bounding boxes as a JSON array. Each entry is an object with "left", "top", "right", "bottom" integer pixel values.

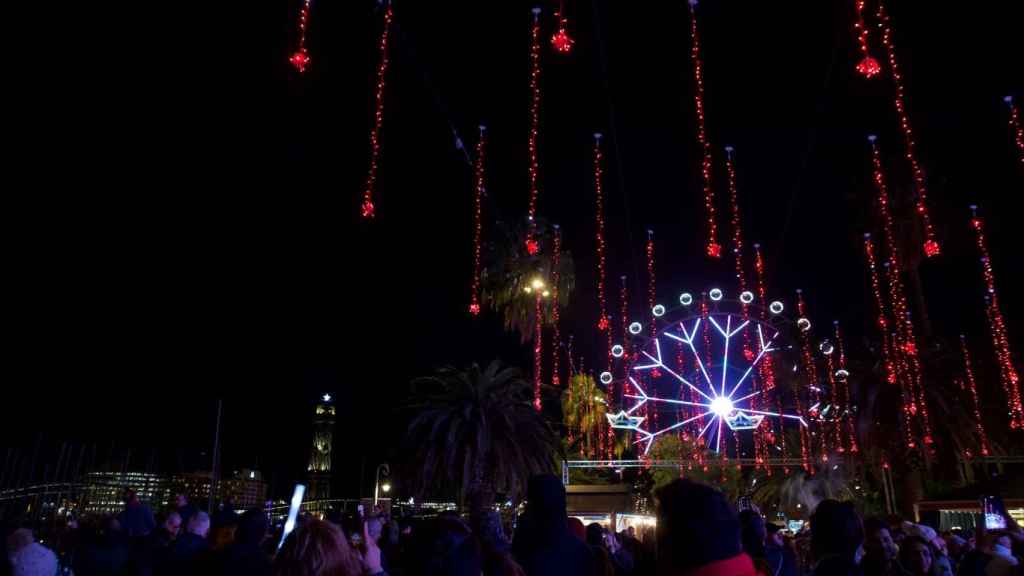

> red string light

[
  {"left": 361, "top": 3, "right": 394, "bottom": 219},
  {"left": 960, "top": 335, "right": 992, "bottom": 457},
  {"left": 593, "top": 133, "right": 611, "bottom": 334},
  {"left": 875, "top": 0, "right": 939, "bottom": 257},
  {"left": 851, "top": 0, "right": 880, "bottom": 78},
  {"left": 969, "top": 206, "right": 1024, "bottom": 429},
  {"left": 468, "top": 126, "right": 486, "bottom": 316},
  {"left": 525, "top": 7, "right": 543, "bottom": 254},
  {"left": 533, "top": 292, "right": 543, "bottom": 411},
  {"left": 646, "top": 230, "right": 659, "bottom": 430},
  {"left": 551, "top": 225, "right": 562, "bottom": 387},
  {"left": 834, "top": 322, "right": 859, "bottom": 453},
  {"left": 289, "top": 0, "right": 313, "bottom": 72},
  {"left": 1005, "top": 96, "right": 1024, "bottom": 166},
  {"left": 752, "top": 243, "right": 776, "bottom": 472},
  {"left": 619, "top": 275, "right": 631, "bottom": 399},
  {"left": 724, "top": 147, "right": 747, "bottom": 292},
  {"left": 551, "top": 0, "right": 574, "bottom": 53},
  {"left": 687, "top": 0, "right": 720, "bottom": 259},
  {"left": 863, "top": 234, "right": 897, "bottom": 391},
  {"left": 868, "top": 136, "right": 932, "bottom": 449},
  {"left": 795, "top": 290, "right": 826, "bottom": 464}
]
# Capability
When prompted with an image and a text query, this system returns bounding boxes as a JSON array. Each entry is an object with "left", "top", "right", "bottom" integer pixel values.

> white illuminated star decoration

[
  {"left": 322, "top": 393, "right": 332, "bottom": 403},
  {"left": 611, "top": 312, "right": 807, "bottom": 454}
]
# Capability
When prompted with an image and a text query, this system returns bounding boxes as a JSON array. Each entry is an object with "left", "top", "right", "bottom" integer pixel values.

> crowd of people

[{"left": 4, "top": 479, "right": 1022, "bottom": 576}]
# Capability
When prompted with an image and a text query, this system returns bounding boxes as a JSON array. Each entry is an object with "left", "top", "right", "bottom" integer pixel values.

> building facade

[{"left": 80, "top": 471, "right": 173, "bottom": 516}]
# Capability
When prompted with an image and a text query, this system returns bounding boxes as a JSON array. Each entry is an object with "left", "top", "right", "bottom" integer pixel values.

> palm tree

[
  {"left": 481, "top": 219, "right": 575, "bottom": 342},
  {"left": 405, "top": 361, "right": 559, "bottom": 524}
]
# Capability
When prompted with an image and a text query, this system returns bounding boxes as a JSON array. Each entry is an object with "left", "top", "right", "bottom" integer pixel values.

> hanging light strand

[
  {"left": 524, "top": 7, "right": 543, "bottom": 254},
  {"left": 687, "top": 0, "right": 721, "bottom": 258},
  {"left": 551, "top": 225, "right": 562, "bottom": 386},
  {"left": 289, "top": 0, "right": 314, "bottom": 72},
  {"left": 646, "top": 229, "right": 659, "bottom": 431},
  {"left": 869, "top": 136, "right": 933, "bottom": 449},
  {"left": 469, "top": 126, "right": 486, "bottom": 316},
  {"left": 875, "top": 0, "right": 939, "bottom": 257},
  {"left": 620, "top": 275, "right": 631, "bottom": 399},
  {"left": 725, "top": 147, "right": 747, "bottom": 292},
  {"left": 1005, "top": 96, "right": 1024, "bottom": 166},
  {"left": 834, "top": 322, "right": 859, "bottom": 453},
  {"left": 969, "top": 206, "right": 1024, "bottom": 429},
  {"left": 360, "top": 3, "right": 394, "bottom": 219},
  {"left": 851, "top": 0, "right": 880, "bottom": 78},
  {"left": 960, "top": 335, "right": 992, "bottom": 457},
  {"left": 533, "top": 292, "right": 543, "bottom": 411},
  {"left": 594, "top": 133, "right": 611, "bottom": 336}
]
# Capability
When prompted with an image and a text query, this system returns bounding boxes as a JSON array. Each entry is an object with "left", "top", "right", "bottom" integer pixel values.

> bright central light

[
  {"left": 710, "top": 396, "right": 734, "bottom": 417},
  {"left": 531, "top": 278, "right": 545, "bottom": 290}
]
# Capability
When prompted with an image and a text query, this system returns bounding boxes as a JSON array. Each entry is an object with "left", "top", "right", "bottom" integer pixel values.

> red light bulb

[
  {"left": 551, "top": 28, "right": 573, "bottom": 53},
  {"left": 289, "top": 51, "right": 310, "bottom": 72},
  {"left": 468, "top": 303, "right": 480, "bottom": 315},
  {"left": 597, "top": 316, "right": 609, "bottom": 331},
  {"left": 923, "top": 239, "right": 940, "bottom": 258},
  {"left": 525, "top": 238, "right": 540, "bottom": 255},
  {"left": 706, "top": 242, "right": 722, "bottom": 258},
  {"left": 361, "top": 200, "right": 376, "bottom": 219},
  {"left": 856, "top": 56, "right": 881, "bottom": 78}
]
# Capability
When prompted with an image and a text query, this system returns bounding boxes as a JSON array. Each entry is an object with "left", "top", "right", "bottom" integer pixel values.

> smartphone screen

[{"left": 982, "top": 496, "right": 1008, "bottom": 530}]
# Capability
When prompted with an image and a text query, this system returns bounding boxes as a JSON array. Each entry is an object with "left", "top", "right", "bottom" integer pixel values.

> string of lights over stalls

[
  {"left": 1006, "top": 96, "right": 1024, "bottom": 165},
  {"left": 874, "top": 0, "right": 940, "bottom": 257},
  {"left": 969, "top": 206, "right": 1024, "bottom": 430},
  {"left": 686, "top": 0, "right": 721, "bottom": 259},
  {"left": 468, "top": 126, "right": 486, "bottom": 316},
  {"left": 288, "top": 0, "right": 314, "bottom": 72},
  {"left": 361, "top": 2, "right": 395, "bottom": 219},
  {"left": 524, "top": 7, "right": 544, "bottom": 255}
]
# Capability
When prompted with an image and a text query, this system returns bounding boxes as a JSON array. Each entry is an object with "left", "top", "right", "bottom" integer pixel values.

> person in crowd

[
  {"left": 133, "top": 511, "right": 182, "bottom": 575},
  {"left": 861, "top": 517, "right": 900, "bottom": 576},
  {"left": 511, "top": 474, "right": 598, "bottom": 576},
  {"left": 171, "top": 494, "right": 196, "bottom": 530},
  {"left": 72, "top": 516, "right": 131, "bottom": 576},
  {"left": 198, "top": 507, "right": 272, "bottom": 576},
  {"left": 585, "top": 524, "right": 616, "bottom": 576},
  {"left": 6, "top": 530, "right": 58, "bottom": 576},
  {"left": 405, "top": 514, "right": 479, "bottom": 576},
  {"left": 808, "top": 499, "right": 863, "bottom": 575},
  {"left": 158, "top": 511, "right": 210, "bottom": 576},
  {"left": 901, "top": 523, "right": 953, "bottom": 576},
  {"left": 655, "top": 478, "right": 765, "bottom": 576},
  {"left": 765, "top": 523, "right": 799, "bottom": 576},
  {"left": 984, "top": 531, "right": 1020, "bottom": 576},
  {"left": 476, "top": 510, "right": 525, "bottom": 576},
  {"left": 944, "top": 534, "right": 968, "bottom": 567},
  {"left": 899, "top": 535, "right": 934, "bottom": 576},
  {"left": 567, "top": 518, "right": 586, "bottom": 542},
  {"left": 274, "top": 518, "right": 373, "bottom": 576},
  {"left": 739, "top": 509, "right": 772, "bottom": 575},
  {"left": 117, "top": 488, "right": 156, "bottom": 538}
]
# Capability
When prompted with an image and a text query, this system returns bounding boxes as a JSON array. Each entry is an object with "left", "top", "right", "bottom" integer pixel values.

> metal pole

[{"left": 209, "top": 399, "right": 223, "bottom": 513}]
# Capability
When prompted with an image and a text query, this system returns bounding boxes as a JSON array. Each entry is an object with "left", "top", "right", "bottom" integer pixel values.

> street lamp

[{"left": 374, "top": 463, "right": 391, "bottom": 506}]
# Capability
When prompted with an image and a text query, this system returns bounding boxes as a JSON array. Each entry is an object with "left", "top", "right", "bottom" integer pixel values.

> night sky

[{"left": 4, "top": 0, "right": 1021, "bottom": 499}]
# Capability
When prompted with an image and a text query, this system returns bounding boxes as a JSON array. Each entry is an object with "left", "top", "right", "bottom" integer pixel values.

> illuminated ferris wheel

[{"left": 599, "top": 287, "right": 826, "bottom": 459}]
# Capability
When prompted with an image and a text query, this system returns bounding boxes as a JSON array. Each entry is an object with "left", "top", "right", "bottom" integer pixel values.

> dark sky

[{"left": 4, "top": 0, "right": 1021, "bottom": 499}]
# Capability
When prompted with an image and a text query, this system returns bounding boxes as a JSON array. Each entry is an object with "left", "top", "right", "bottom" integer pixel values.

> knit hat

[
  {"left": 9, "top": 542, "right": 58, "bottom": 576},
  {"left": 656, "top": 479, "right": 743, "bottom": 571}
]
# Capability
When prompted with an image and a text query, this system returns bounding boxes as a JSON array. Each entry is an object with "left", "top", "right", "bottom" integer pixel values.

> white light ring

[
  {"left": 679, "top": 292, "right": 694, "bottom": 306},
  {"left": 769, "top": 301, "right": 784, "bottom": 314},
  {"left": 709, "top": 288, "right": 723, "bottom": 301},
  {"left": 611, "top": 344, "right": 624, "bottom": 358},
  {"left": 599, "top": 371, "right": 614, "bottom": 385},
  {"left": 739, "top": 291, "right": 754, "bottom": 304},
  {"left": 628, "top": 322, "right": 643, "bottom": 335},
  {"left": 652, "top": 304, "right": 666, "bottom": 317}
]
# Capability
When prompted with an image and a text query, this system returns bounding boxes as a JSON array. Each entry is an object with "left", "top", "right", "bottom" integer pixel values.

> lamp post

[{"left": 373, "top": 463, "right": 391, "bottom": 506}]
